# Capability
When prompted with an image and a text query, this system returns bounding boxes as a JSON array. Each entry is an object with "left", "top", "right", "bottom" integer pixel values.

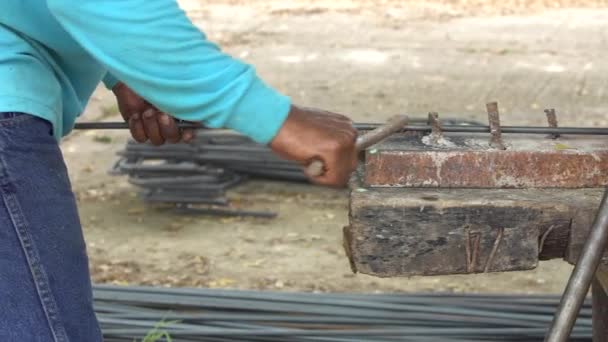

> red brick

[{"left": 364, "top": 133, "right": 608, "bottom": 188}]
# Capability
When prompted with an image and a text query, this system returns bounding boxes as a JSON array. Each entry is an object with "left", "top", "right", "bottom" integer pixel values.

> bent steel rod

[{"left": 74, "top": 121, "right": 608, "bottom": 135}]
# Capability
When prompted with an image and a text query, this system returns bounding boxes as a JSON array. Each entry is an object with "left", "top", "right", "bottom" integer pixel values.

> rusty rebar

[
  {"left": 427, "top": 112, "right": 443, "bottom": 144},
  {"left": 545, "top": 109, "right": 560, "bottom": 139},
  {"left": 486, "top": 102, "right": 506, "bottom": 150}
]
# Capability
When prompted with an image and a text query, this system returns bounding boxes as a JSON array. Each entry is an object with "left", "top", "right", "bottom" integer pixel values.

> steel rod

[
  {"left": 545, "top": 189, "right": 608, "bottom": 342},
  {"left": 74, "top": 122, "right": 205, "bottom": 130},
  {"left": 75, "top": 121, "right": 608, "bottom": 135}
]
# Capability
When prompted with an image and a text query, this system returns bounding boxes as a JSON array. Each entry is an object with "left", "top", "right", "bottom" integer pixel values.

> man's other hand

[
  {"left": 112, "top": 82, "right": 195, "bottom": 145},
  {"left": 270, "top": 106, "right": 358, "bottom": 187}
]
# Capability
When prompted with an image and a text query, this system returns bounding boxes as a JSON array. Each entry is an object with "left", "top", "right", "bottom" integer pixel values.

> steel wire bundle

[
  {"left": 110, "top": 130, "right": 318, "bottom": 217},
  {"left": 111, "top": 130, "right": 308, "bottom": 217},
  {"left": 94, "top": 285, "right": 592, "bottom": 342}
]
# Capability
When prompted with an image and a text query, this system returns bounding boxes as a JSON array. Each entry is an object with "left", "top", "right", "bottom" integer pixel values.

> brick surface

[{"left": 365, "top": 133, "right": 608, "bottom": 188}]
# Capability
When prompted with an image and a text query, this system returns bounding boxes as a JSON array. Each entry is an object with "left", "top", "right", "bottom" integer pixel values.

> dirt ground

[{"left": 63, "top": 0, "right": 608, "bottom": 294}]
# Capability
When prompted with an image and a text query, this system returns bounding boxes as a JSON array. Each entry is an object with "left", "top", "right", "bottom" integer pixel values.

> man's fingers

[
  {"left": 181, "top": 129, "right": 195, "bottom": 143},
  {"left": 113, "top": 82, "right": 148, "bottom": 122},
  {"left": 310, "top": 111, "right": 352, "bottom": 125},
  {"left": 159, "top": 113, "right": 181, "bottom": 144},
  {"left": 131, "top": 109, "right": 196, "bottom": 145},
  {"left": 306, "top": 137, "right": 357, "bottom": 187},
  {"left": 269, "top": 105, "right": 360, "bottom": 187},
  {"left": 142, "top": 109, "right": 165, "bottom": 146},
  {"left": 324, "top": 114, "right": 352, "bottom": 125},
  {"left": 333, "top": 128, "right": 357, "bottom": 144},
  {"left": 310, "top": 162, "right": 351, "bottom": 187},
  {"left": 128, "top": 113, "right": 148, "bottom": 143}
]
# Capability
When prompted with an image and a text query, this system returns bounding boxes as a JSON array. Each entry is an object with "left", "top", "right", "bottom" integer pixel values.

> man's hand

[
  {"left": 270, "top": 106, "right": 358, "bottom": 187},
  {"left": 112, "top": 82, "right": 195, "bottom": 145}
]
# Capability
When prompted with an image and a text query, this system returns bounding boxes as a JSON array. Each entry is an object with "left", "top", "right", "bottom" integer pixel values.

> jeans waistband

[{"left": 0, "top": 112, "right": 25, "bottom": 119}]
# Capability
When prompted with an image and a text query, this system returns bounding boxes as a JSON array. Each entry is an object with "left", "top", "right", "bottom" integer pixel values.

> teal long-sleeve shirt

[{"left": 0, "top": 0, "right": 291, "bottom": 143}]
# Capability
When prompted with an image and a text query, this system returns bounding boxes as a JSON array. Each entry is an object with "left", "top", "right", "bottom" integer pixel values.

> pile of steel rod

[
  {"left": 94, "top": 285, "right": 593, "bottom": 342},
  {"left": 113, "top": 131, "right": 306, "bottom": 183},
  {"left": 111, "top": 130, "right": 307, "bottom": 216}
]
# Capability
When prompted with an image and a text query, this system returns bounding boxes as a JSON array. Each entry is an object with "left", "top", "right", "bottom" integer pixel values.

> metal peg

[
  {"left": 545, "top": 109, "right": 560, "bottom": 139},
  {"left": 427, "top": 112, "right": 443, "bottom": 144},
  {"left": 486, "top": 102, "right": 506, "bottom": 150}
]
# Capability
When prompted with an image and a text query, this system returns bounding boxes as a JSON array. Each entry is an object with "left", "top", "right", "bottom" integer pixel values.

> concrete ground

[{"left": 64, "top": 1, "right": 608, "bottom": 294}]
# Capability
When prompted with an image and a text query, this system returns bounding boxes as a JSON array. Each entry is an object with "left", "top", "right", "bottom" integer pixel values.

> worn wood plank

[
  {"left": 566, "top": 195, "right": 608, "bottom": 266},
  {"left": 347, "top": 175, "right": 604, "bottom": 277}
]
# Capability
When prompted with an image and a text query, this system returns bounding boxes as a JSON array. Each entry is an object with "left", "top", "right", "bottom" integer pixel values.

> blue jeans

[{"left": 0, "top": 113, "right": 102, "bottom": 341}]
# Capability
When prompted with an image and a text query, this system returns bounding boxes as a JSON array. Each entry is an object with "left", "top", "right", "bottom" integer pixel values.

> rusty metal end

[
  {"left": 355, "top": 115, "right": 408, "bottom": 151},
  {"left": 486, "top": 102, "right": 506, "bottom": 150},
  {"left": 427, "top": 112, "right": 443, "bottom": 143},
  {"left": 545, "top": 108, "right": 560, "bottom": 139}
]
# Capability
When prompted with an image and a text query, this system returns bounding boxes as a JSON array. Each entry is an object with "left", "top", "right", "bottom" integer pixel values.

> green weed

[
  {"left": 138, "top": 320, "right": 177, "bottom": 342},
  {"left": 93, "top": 135, "right": 112, "bottom": 144}
]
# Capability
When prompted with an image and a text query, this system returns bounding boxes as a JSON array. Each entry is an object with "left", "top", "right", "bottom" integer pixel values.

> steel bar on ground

[
  {"left": 172, "top": 206, "right": 277, "bottom": 218},
  {"left": 545, "top": 189, "right": 608, "bottom": 342}
]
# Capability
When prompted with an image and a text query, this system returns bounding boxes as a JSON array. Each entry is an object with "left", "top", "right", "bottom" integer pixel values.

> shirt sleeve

[
  {"left": 102, "top": 72, "right": 120, "bottom": 90},
  {"left": 47, "top": 0, "right": 291, "bottom": 144}
]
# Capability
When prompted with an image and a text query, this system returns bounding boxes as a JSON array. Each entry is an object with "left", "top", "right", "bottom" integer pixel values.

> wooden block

[
  {"left": 364, "top": 133, "right": 608, "bottom": 188},
  {"left": 566, "top": 192, "right": 608, "bottom": 266},
  {"left": 347, "top": 177, "right": 604, "bottom": 277}
]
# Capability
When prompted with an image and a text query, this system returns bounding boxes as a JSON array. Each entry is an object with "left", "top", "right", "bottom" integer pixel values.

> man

[{"left": 0, "top": 1, "right": 358, "bottom": 340}]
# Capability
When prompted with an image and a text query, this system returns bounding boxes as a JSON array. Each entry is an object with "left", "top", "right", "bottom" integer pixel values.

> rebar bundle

[
  {"left": 111, "top": 130, "right": 306, "bottom": 217},
  {"left": 94, "top": 285, "right": 592, "bottom": 342}
]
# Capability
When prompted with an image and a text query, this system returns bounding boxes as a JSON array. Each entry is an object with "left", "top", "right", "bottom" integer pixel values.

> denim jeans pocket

[
  {"left": 0, "top": 112, "right": 53, "bottom": 138},
  {"left": 0, "top": 112, "right": 34, "bottom": 126}
]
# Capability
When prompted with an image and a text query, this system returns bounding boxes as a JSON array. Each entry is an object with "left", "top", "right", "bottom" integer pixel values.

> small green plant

[
  {"left": 141, "top": 330, "right": 172, "bottom": 342},
  {"left": 139, "top": 320, "right": 176, "bottom": 342},
  {"left": 93, "top": 135, "right": 112, "bottom": 144}
]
